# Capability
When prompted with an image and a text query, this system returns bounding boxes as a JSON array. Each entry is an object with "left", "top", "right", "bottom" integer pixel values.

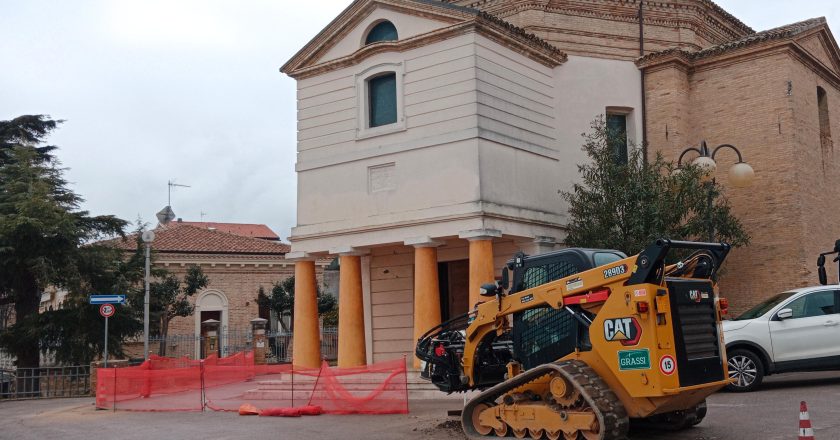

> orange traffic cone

[{"left": 799, "top": 401, "right": 814, "bottom": 440}]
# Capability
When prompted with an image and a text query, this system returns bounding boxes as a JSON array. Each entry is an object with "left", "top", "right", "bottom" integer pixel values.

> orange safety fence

[
  {"left": 309, "top": 358, "right": 409, "bottom": 415},
  {"left": 95, "top": 352, "right": 408, "bottom": 415}
]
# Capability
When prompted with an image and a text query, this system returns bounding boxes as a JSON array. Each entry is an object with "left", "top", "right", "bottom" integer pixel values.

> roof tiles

[{"left": 103, "top": 225, "right": 290, "bottom": 255}]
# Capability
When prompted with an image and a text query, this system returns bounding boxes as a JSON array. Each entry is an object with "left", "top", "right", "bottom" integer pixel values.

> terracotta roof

[
  {"left": 170, "top": 221, "right": 280, "bottom": 240},
  {"left": 638, "top": 17, "right": 826, "bottom": 65},
  {"left": 102, "top": 225, "right": 290, "bottom": 255}
]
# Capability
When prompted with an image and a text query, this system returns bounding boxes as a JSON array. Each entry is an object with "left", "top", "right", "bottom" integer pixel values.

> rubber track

[{"left": 462, "top": 360, "right": 630, "bottom": 440}]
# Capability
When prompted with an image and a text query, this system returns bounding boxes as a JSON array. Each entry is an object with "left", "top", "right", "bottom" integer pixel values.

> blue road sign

[{"left": 90, "top": 295, "right": 126, "bottom": 305}]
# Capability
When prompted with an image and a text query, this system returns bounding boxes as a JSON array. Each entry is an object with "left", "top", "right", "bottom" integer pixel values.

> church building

[{"left": 280, "top": 0, "right": 840, "bottom": 368}]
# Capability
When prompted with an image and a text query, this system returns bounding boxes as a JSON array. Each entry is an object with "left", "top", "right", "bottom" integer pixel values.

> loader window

[
  {"left": 513, "top": 258, "right": 583, "bottom": 370},
  {"left": 519, "top": 260, "right": 578, "bottom": 291},
  {"left": 593, "top": 252, "right": 623, "bottom": 267}
]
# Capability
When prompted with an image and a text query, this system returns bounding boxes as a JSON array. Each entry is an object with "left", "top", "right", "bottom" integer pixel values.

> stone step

[
  {"left": 254, "top": 383, "right": 400, "bottom": 391},
  {"left": 242, "top": 390, "right": 314, "bottom": 401}
]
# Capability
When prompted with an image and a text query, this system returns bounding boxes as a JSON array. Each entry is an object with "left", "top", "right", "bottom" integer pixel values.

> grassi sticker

[
  {"left": 618, "top": 349, "right": 650, "bottom": 371},
  {"left": 566, "top": 277, "right": 584, "bottom": 291},
  {"left": 604, "top": 317, "right": 642, "bottom": 346},
  {"left": 660, "top": 355, "right": 676, "bottom": 375}
]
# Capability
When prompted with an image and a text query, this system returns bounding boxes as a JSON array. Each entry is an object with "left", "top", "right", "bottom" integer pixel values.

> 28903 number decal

[{"left": 603, "top": 264, "right": 627, "bottom": 279}]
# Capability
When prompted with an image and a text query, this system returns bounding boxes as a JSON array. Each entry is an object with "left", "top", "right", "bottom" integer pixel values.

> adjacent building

[
  {"left": 280, "top": 0, "right": 840, "bottom": 368},
  {"left": 108, "top": 222, "right": 329, "bottom": 358}
]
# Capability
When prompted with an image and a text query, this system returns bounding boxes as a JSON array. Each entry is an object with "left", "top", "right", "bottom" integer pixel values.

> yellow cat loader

[{"left": 416, "top": 239, "right": 732, "bottom": 439}]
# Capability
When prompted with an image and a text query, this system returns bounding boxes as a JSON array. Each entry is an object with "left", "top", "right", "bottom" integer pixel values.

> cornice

[
  {"left": 289, "top": 209, "right": 566, "bottom": 243},
  {"left": 282, "top": 1, "right": 471, "bottom": 74},
  {"left": 447, "top": 0, "right": 752, "bottom": 42},
  {"left": 286, "top": 18, "right": 566, "bottom": 79},
  {"left": 638, "top": 39, "right": 840, "bottom": 91}
]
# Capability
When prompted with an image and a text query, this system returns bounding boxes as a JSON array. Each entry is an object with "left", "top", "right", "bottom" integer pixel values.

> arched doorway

[{"left": 194, "top": 290, "right": 229, "bottom": 358}]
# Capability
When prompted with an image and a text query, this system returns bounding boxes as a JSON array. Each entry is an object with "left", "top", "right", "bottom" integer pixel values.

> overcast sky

[{"left": 1, "top": 1, "right": 838, "bottom": 241}]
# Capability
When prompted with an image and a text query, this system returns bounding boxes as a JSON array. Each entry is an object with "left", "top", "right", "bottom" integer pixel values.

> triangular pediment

[
  {"left": 281, "top": 0, "right": 472, "bottom": 75},
  {"left": 795, "top": 27, "right": 840, "bottom": 77}
]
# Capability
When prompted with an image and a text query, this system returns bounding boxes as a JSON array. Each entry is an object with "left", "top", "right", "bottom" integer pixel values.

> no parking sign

[{"left": 98, "top": 302, "right": 117, "bottom": 367}]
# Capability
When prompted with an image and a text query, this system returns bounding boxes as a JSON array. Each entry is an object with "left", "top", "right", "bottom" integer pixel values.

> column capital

[
  {"left": 514, "top": 236, "right": 557, "bottom": 246},
  {"left": 284, "top": 251, "right": 318, "bottom": 262},
  {"left": 330, "top": 246, "right": 370, "bottom": 257},
  {"left": 459, "top": 229, "right": 502, "bottom": 241},
  {"left": 404, "top": 236, "right": 445, "bottom": 248}
]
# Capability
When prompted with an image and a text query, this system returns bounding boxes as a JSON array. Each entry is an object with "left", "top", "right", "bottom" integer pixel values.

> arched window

[
  {"left": 365, "top": 21, "right": 398, "bottom": 45},
  {"left": 368, "top": 72, "right": 397, "bottom": 127},
  {"left": 818, "top": 86, "right": 832, "bottom": 151}
]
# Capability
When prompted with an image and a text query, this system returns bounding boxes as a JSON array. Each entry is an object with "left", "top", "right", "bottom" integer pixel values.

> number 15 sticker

[{"left": 660, "top": 355, "right": 676, "bottom": 375}]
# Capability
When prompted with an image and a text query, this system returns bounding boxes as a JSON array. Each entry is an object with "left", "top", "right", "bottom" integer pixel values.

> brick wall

[
  {"left": 645, "top": 47, "right": 840, "bottom": 314},
  {"left": 151, "top": 256, "right": 325, "bottom": 336},
  {"left": 460, "top": 0, "right": 751, "bottom": 60}
]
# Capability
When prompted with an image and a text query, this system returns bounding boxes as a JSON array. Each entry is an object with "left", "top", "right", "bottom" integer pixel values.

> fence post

[
  {"left": 200, "top": 359, "right": 205, "bottom": 411},
  {"left": 112, "top": 366, "right": 117, "bottom": 412}
]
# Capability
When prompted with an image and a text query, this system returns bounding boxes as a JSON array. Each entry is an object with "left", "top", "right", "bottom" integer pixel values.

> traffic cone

[{"left": 799, "top": 401, "right": 815, "bottom": 440}]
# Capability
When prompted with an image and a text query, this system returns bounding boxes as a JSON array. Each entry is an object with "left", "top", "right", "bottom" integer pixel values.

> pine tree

[{"left": 0, "top": 115, "right": 127, "bottom": 368}]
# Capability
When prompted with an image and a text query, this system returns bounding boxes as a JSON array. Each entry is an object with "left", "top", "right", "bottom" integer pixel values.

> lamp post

[
  {"left": 677, "top": 141, "right": 755, "bottom": 242},
  {"left": 141, "top": 230, "right": 156, "bottom": 360}
]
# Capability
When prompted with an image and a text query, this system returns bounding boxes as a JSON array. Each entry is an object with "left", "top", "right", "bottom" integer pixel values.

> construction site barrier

[{"left": 95, "top": 352, "right": 408, "bottom": 415}]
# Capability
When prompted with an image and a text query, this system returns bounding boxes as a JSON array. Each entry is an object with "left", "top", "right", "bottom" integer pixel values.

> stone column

[
  {"left": 334, "top": 247, "right": 367, "bottom": 367},
  {"left": 288, "top": 253, "right": 321, "bottom": 369},
  {"left": 251, "top": 318, "right": 268, "bottom": 365},
  {"left": 405, "top": 237, "right": 444, "bottom": 369},
  {"left": 460, "top": 229, "right": 502, "bottom": 308},
  {"left": 202, "top": 319, "right": 220, "bottom": 359}
]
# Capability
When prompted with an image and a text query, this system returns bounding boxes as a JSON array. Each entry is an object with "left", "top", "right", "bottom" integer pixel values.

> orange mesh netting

[
  {"left": 95, "top": 352, "right": 408, "bottom": 415},
  {"left": 308, "top": 359, "right": 408, "bottom": 415}
]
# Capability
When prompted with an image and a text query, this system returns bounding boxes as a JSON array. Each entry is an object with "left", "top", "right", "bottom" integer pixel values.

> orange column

[
  {"left": 467, "top": 235, "right": 498, "bottom": 308},
  {"left": 412, "top": 244, "right": 442, "bottom": 369},
  {"left": 292, "top": 259, "right": 321, "bottom": 368},
  {"left": 338, "top": 254, "right": 366, "bottom": 367}
]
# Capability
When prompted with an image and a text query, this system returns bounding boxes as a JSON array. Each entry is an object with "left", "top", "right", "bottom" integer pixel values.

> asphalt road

[{"left": 2, "top": 371, "right": 839, "bottom": 440}]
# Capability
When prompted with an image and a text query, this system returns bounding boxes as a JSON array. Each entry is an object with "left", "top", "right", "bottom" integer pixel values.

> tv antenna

[
  {"left": 200, "top": 211, "right": 208, "bottom": 221},
  {"left": 168, "top": 179, "right": 191, "bottom": 206}
]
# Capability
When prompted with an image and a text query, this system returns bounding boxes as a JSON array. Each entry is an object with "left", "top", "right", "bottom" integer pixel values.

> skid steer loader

[{"left": 416, "top": 239, "right": 732, "bottom": 439}]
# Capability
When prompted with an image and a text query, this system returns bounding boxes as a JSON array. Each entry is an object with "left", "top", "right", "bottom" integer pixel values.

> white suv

[{"left": 722, "top": 285, "right": 840, "bottom": 391}]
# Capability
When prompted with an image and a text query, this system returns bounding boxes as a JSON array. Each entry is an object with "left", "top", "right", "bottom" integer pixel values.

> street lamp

[
  {"left": 141, "top": 230, "right": 155, "bottom": 360},
  {"left": 677, "top": 141, "right": 755, "bottom": 242}
]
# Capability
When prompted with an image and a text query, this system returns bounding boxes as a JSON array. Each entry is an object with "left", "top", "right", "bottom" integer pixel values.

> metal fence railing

[
  {"left": 148, "top": 328, "right": 339, "bottom": 363},
  {"left": 0, "top": 365, "right": 90, "bottom": 400}
]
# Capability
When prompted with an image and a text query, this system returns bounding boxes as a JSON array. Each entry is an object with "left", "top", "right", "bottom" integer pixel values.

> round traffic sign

[
  {"left": 659, "top": 355, "right": 676, "bottom": 375},
  {"left": 100, "top": 303, "right": 115, "bottom": 318}
]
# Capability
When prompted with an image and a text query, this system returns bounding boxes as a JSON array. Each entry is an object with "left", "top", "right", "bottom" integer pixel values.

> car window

[
  {"left": 784, "top": 291, "right": 836, "bottom": 319},
  {"left": 734, "top": 291, "right": 798, "bottom": 320}
]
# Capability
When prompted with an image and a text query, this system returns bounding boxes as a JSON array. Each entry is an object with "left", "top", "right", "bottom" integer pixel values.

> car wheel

[{"left": 726, "top": 349, "right": 764, "bottom": 392}]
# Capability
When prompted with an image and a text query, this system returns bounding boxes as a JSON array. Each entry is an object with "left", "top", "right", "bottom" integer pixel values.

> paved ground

[{"left": 2, "top": 371, "right": 840, "bottom": 440}]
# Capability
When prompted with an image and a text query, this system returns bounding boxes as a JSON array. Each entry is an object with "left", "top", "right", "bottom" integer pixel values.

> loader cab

[{"left": 508, "top": 248, "right": 625, "bottom": 370}]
